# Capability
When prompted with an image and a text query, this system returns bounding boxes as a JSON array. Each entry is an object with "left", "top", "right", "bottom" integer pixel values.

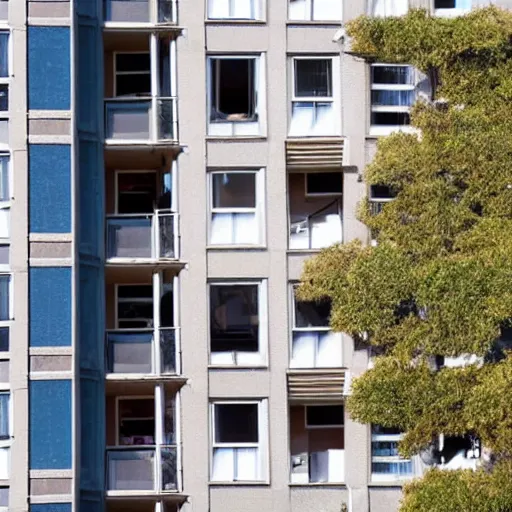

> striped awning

[
  {"left": 286, "top": 138, "right": 346, "bottom": 170},
  {"left": 287, "top": 369, "right": 346, "bottom": 402}
]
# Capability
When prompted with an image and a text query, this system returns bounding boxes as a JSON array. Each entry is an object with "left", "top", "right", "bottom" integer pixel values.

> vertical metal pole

[
  {"left": 150, "top": 33, "right": 159, "bottom": 141},
  {"left": 170, "top": 38, "right": 178, "bottom": 140},
  {"left": 153, "top": 271, "right": 162, "bottom": 373},
  {"left": 154, "top": 383, "right": 164, "bottom": 491}
]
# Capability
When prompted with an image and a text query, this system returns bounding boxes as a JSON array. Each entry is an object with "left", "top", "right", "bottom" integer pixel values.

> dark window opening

[
  {"left": 119, "top": 398, "right": 155, "bottom": 445},
  {"left": 294, "top": 295, "right": 331, "bottom": 328},
  {"left": 210, "top": 284, "right": 259, "bottom": 353},
  {"left": 435, "top": 0, "right": 456, "bottom": 7},
  {"left": 306, "top": 405, "right": 344, "bottom": 427},
  {"left": 210, "top": 58, "right": 256, "bottom": 122},
  {"left": 215, "top": 403, "right": 259, "bottom": 443},
  {"left": 294, "top": 59, "right": 332, "bottom": 97},
  {"left": 117, "top": 285, "right": 154, "bottom": 329},
  {"left": 117, "top": 172, "right": 158, "bottom": 214},
  {"left": 370, "top": 184, "right": 396, "bottom": 200},
  {"left": 160, "top": 286, "right": 174, "bottom": 327},
  {"left": 371, "top": 112, "right": 411, "bottom": 126},
  {"left": 306, "top": 172, "right": 343, "bottom": 195},
  {"left": 115, "top": 53, "right": 151, "bottom": 97}
]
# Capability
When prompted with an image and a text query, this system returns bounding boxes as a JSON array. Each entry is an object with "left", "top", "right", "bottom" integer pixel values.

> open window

[
  {"left": 208, "top": 0, "right": 264, "bottom": 20},
  {"left": 371, "top": 425, "right": 418, "bottom": 482},
  {"left": 115, "top": 53, "right": 151, "bottom": 97},
  {"left": 290, "top": 405, "right": 344, "bottom": 483},
  {"left": 288, "top": 172, "right": 343, "bottom": 250},
  {"left": 209, "top": 281, "right": 267, "bottom": 366},
  {"left": 211, "top": 401, "right": 268, "bottom": 482},
  {"left": 368, "top": 0, "right": 408, "bottom": 16},
  {"left": 289, "top": 57, "right": 340, "bottom": 137},
  {"left": 370, "top": 64, "right": 431, "bottom": 136},
  {"left": 208, "top": 170, "right": 265, "bottom": 246},
  {"left": 207, "top": 55, "right": 266, "bottom": 137},
  {"left": 288, "top": 0, "right": 342, "bottom": 21},
  {"left": 290, "top": 287, "right": 343, "bottom": 368}
]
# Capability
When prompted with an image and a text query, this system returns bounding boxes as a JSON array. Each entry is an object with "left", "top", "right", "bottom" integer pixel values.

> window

[
  {"left": 435, "top": 0, "right": 472, "bottom": 14},
  {"left": 209, "top": 281, "right": 267, "bottom": 366},
  {"left": 0, "top": 33, "right": 8, "bottom": 149},
  {"left": 0, "top": 487, "right": 7, "bottom": 511},
  {"left": 211, "top": 401, "right": 268, "bottom": 482},
  {"left": 209, "top": 170, "right": 265, "bottom": 246},
  {"left": 290, "top": 57, "right": 340, "bottom": 136},
  {"left": 0, "top": 394, "right": 8, "bottom": 440},
  {"left": 371, "top": 425, "right": 416, "bottom": 482},
  {"left": 305, "top": 405, "right": 344, "bottom": 428},
  {"left": 290, "top": 287, "right": 343, "bottom": 368},
  {"left": 288, "top": 172, "right": 343, "bottom": 250},
  {"left": 370, "top": 64, "right": 431, "bottom": 135},
  {"left": 207, "top": 55, "right": 266, "bottom": 137},
  {"left": 116, "top": 172, "right": 158, "bottom": 214},
  {"left": 115, "top": 53, "right": 151, "bottom": 97},
  {"left": 116, "top": 285, "right": 154, "bottom": 328},
  {"left": 288, "top": 0, "right": 342, "bottom": 21},
  {"left": 208, "top": 0, "right": 263, "bottom": 20},
  {"left": 118, "top": 398, "right": 155, "bottom": 446},
  {"left": 368, "top": 0, "right": 408, "bottom": 17},
  {"left": 0, "top": 155, "right": 9, "bottom": 242}
]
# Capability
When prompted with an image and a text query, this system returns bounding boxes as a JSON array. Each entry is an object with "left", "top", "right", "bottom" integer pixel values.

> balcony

[
  {"left": 107, "top": 446, "right": 178, "bottom": 494},
  {"left": 106, "top": 211, "right": 179, "bottom": 265},
  {"left": 106, "top": 327, "right": 180, "bottom": 375},
  {"left": 104, "top": 0, "right": 177, "bottom": 25},
  {"left": 105, "top": 98, "right": 178, "bottom": 146}
]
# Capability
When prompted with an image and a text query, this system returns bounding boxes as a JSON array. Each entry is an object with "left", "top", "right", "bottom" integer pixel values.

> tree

[{"left": 297, "top": 7, "right": 512, "bottom": 511}]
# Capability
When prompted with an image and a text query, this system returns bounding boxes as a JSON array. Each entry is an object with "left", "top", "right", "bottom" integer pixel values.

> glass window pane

[
  {"left": 214, "top": 403, "right": 258, "bottom": 443},
  {"left": 306, "top": 172, "right": 343, "bottom": 194},
  {"left": 0, "top": 86, "right": 7, "bottom": 112},
  {"left": 371, "top": 111, "right": 411, "bottom": 126},
  {"left": 0, "top": 487, "right": 7, "bottom": 507},
  {"left": 435, "top": 0, "right": 455, "bottom": 7},
  {"left": 212, "top": 173, "right": 256, "bottom": 208},
  {"left": 116, "top": 53, "right": 151, "bottom": 73},
  {"left": 210, "top": 284, "right": 259, "bottom": 353},
  {"left": 0, "top": 394, "right": 8, "bottom": 438},
  {"left": 295, "top": 59, "right": 332, "bottom": 97},
  {"left": 0, "top": 276, "right": 8, "bottom": 321},
  {"left": 0, "top": 246, "right": 8, "bottom": 265},
  {"left": 0, "top": 156, "right": 9, "bottom": 201},
  {"left": 372, "top": 65, "right": 414, "bottom": 85},
  {"left": 306, "top": 405, "right": 344, "bottom": 426},
  {"left": 0, "top": 33, "right": 7, "bottom": 78},
  {"left": 117, "top": 172, "right": 157, "bottom": 214},
  {"left": 0, "top": 328, "right": 8, "bottom": 352},
  {"left": 371, "top": 90, "right": 415, "bottom": 107},
  {"left": 294, "top": 296, "right": 331, "bottom": 328}
]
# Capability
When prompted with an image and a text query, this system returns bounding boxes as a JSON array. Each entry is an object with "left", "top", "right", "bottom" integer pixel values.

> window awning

[
  {"left": 286, "top": 138, "right": 346, "bottom": 170},
  {"left": 287, "top": 369, "right": 347, "bottom": 402}
]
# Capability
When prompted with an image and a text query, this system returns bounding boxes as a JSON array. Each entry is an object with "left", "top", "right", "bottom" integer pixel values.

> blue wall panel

[
  {"left": 28, "top": 27, "right": 70, "bottom": 110},
  {"left": 29, "top": 144, "right": 71, "bottom": 233},
  {"left": 31, "top": 505, "right": 72, "bottom": 512},
  {"left": 30, "top": 267, "right": 71, "bottom": 347},
  {"left": 30, "top": 380, "right": 72, "bottom": 469}
]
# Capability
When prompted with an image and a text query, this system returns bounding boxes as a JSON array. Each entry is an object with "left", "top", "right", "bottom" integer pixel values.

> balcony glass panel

[
  {"left": 158, "top": 0, "right": 175, "bottom": 23},
  {"left": 106, "top": 100, "right": 152, "bottom": 140},
  {"left": 157, "top": 98, "right": 176, "bottom": 140},
  {"left": 107, "top": 449, "right": 155, "bottom": 491},
  {"left": 161, "top": 446, "right": 178, "bottom": 491},
  {"left": 107, "top": 216, "right": 152, "bottom": 259},
  {"left": 105, "top": 0, "right": 150, "bottom": 22},
  {"left": 107, "top": 330, "right": 153, "bottom": 373},
  {"left": 160, "top": 328, "right": 177, "bottom": 374},
  {"left": 158, "top": 213, "right": 176, "bottom": 258}
]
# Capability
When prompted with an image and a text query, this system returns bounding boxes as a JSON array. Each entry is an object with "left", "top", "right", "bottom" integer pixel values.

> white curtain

[
  {"left": 311, "top": 103, "right": 334, "bottom": 135},
  {"left": 208, "top": 0, "right": 230, "bottom": 18},
  {"left": 311, "top": 214, "right": 342, "bottom": 248},
  {"left": 0, "top": 447, "right": 8, "bottom": 479},
  {"left": 290, "top": 332, "right": 316, "bottom": 368},
  {"left": 211, "top": 212, "right": 257, "bottom": 245},
  {"left": 316, "top": 332, "right": 343, "bottom": 367},
  {"left": 289, "top": 0, "right": 308, "bottom": 19},
  {"left": 313, "top": 0, "right": 341, "bottom": 20},
  {"left": 371, "top": 0, "right": 408, "bottom": 16},
  {"left": 232, "top": 0, "right": 253, "bottom": 18},
  {"left": 290, "top": 103, "right": 335, "bottom": 137},
  {"left": 236, "top": 448, "right": 258, "bottom": 480},
  {"left": 212, "top": 448, "right": 235, "bottom": 481},
  {"left": 0, "top": 209, "right": 8, "bottom": 240}
]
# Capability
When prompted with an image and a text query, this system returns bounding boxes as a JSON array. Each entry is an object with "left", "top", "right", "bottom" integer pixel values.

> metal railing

[
  {"left": 106, "top": 445, "right": 179, "bottom": 492},
  {"left": 106, "top": 211, "right": 178, "bottom": 261},
  {"left": 104, "top": 0, "right": 177, "bottom": 24},
  {"left": 104, "top": 97, "right": 178, "bottom": 143},
  {"left": 106, "top": 327, "right": 180, "bottom": 375}
]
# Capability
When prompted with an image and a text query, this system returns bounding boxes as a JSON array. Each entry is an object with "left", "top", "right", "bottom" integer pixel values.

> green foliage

[{"left": 300, "top": 7, "right": 512, "bottom": 511}]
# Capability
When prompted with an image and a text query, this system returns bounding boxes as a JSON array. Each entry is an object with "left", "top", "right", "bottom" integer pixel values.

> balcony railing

[
  {"left": 105, "top": 97, "right": 178, "bottom": 144},
  {"left": 107, "top": 446, "right": 179, "bottom": 493},
  {"left": 106, "top": 211, "right": 178, "bottom": 262},
  {"left": 106, "top": 327, "right": 180, "bottom": 375},
  {"left": 104, "top": 0, "right": 177, "bottom": 24}
]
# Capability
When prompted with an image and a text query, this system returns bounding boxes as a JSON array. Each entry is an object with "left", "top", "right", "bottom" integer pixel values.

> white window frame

[
  {"left": 288, "top": 0, "right": 342, "bottom": 22},
  {"left": 369, "top": 63, "right": 419, "bottom": 136},
  {"left": 289, "top": 285, "right": 343, "bottom": 368},
  {"left": 289, "top": 56, "right": 341, "bottom": 137},
  {"left": 371, "top": 426, "right": 416, "bottom": 483},
  {"left": 208, "top": 169, "right": 266, "bottom": 247},
  {"left": 113, "top": 51, "right": 151, "bottom": 98},
  {"left": 208, "top": 280, "right": 268, "bottom": 367},
  {"left": 434, "top": 0, "right": 472, "bottom": 17},
  {"left": 210, "top": 399, "right": 269, "bottom": 483},
  {"left": 304, "top": 404, "right": 344, "bottom": 429},
  {"left": 206, "top": 54, "right": 267, "bottom": 137},
  {"left": 207, "top": 0, "right": 265, "bottom": 21}
]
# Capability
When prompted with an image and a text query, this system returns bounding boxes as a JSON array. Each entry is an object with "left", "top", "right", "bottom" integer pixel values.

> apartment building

[{"left": 0, "top": 0, "right": 506, "bottom": 511}]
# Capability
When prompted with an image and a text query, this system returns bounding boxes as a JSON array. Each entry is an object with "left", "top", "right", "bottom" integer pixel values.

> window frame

[
  {"left": 370, "top": 425, "right": 415, "bottom": 483},
  {"left": 367, "top": 0, "right": 408, "bottom": 17},
  {"left": 114, "top": 169, "right": 160, "bottom": 215},
  {"left": 206, "top": 54, "right": 267, "bottom": 137},
  {"left": 289, "top": 55, "right": 340, "bottom": 137},
  {"left": 115, "top": 283, "right": 154, "bottom": 329},
  {"left": 210, "top": 399, "right": 269, "bottom": 483},
  {"left": 288, "top": 0, "right": 342, "bottom": 22},
  {"left": 206, "top": 0, "right": 265, "bottom": 21},
  {"left": 304, "top": 404, "right": 344, "bottom": 429},
  {"left": 207, "top": 168, "right": 266, "bottom": 247},
  {"left": 208, "top": 280, "right": 268, "bottom": 367},
  {"left": 113, "top": 51, "right": 152, "bottom": 98},
  {"left": 369, "top": 63, "right": 418, "bottom": 136},
  {"left": 434, "top": 0, "right": 472, "bottom": 17},
  {"left": 115, "top": 395, "right": 156, "bottom": 447}
]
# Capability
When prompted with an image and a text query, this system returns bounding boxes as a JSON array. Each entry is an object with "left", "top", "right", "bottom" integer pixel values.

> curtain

[
  {"left": 211, "top": 212, "right": 257, "bottom": 245},
  {"left": 314, "top": 0, "right": 341, "bottom": 20},
  {"left": 232, "top": 0, "right": 253, "bottom": 18},
  {"left": 316, "top": 332, "right": 343, "bottom": 367},
  {"left": 290, "top": 103, "right": 335, "bottom": 137},
  {"left": 0, "top": 448, "right": 8, "bottom": 480},
  {"left": 212, "top": 448, "right": 235, "bottom": 481},
  {"left": 371, "top": 0, "right": 408, "bottom": 16},
  {"left": 311, "top": 103, "right": 334, "bottom": 135},
  {"left": 0, "top": 209, "right": 9, "bottom": 239},
  {"left": 236, "top": 447, "right": 258, "bottom": 480},
  {"left": 290, "top": 332, "right": 317, "bottom": 368},
  {"left": 208, "top": 0, "right": 230, "bottom": 18},
  {"left": 289, "top": 0, "right": 308, "bottom": 19}
]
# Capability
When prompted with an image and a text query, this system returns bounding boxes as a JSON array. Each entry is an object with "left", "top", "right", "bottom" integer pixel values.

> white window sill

[
  {"left": 207, "top": 245, "right": 267, "bottom": 251},
  {"left": 209, "top": 480, "right": 269, "bottom": 486},
  {"left": 289, "top": 482, "right": 346, "bottom": 487},
  {"left": 209, "top": 364, "right": 268, "bottom": 370},
  {"left": 368, "top": 125, "right": 417, "bottom": 137},
  {"left": 286, "top": 20, "right": 342, "bottom": 26},
  {"left": 435, "top": 8, "right": 471, "bottom": 17},
  {"left": 205, "top": 18, "right": 266, "bottom": 24}
]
